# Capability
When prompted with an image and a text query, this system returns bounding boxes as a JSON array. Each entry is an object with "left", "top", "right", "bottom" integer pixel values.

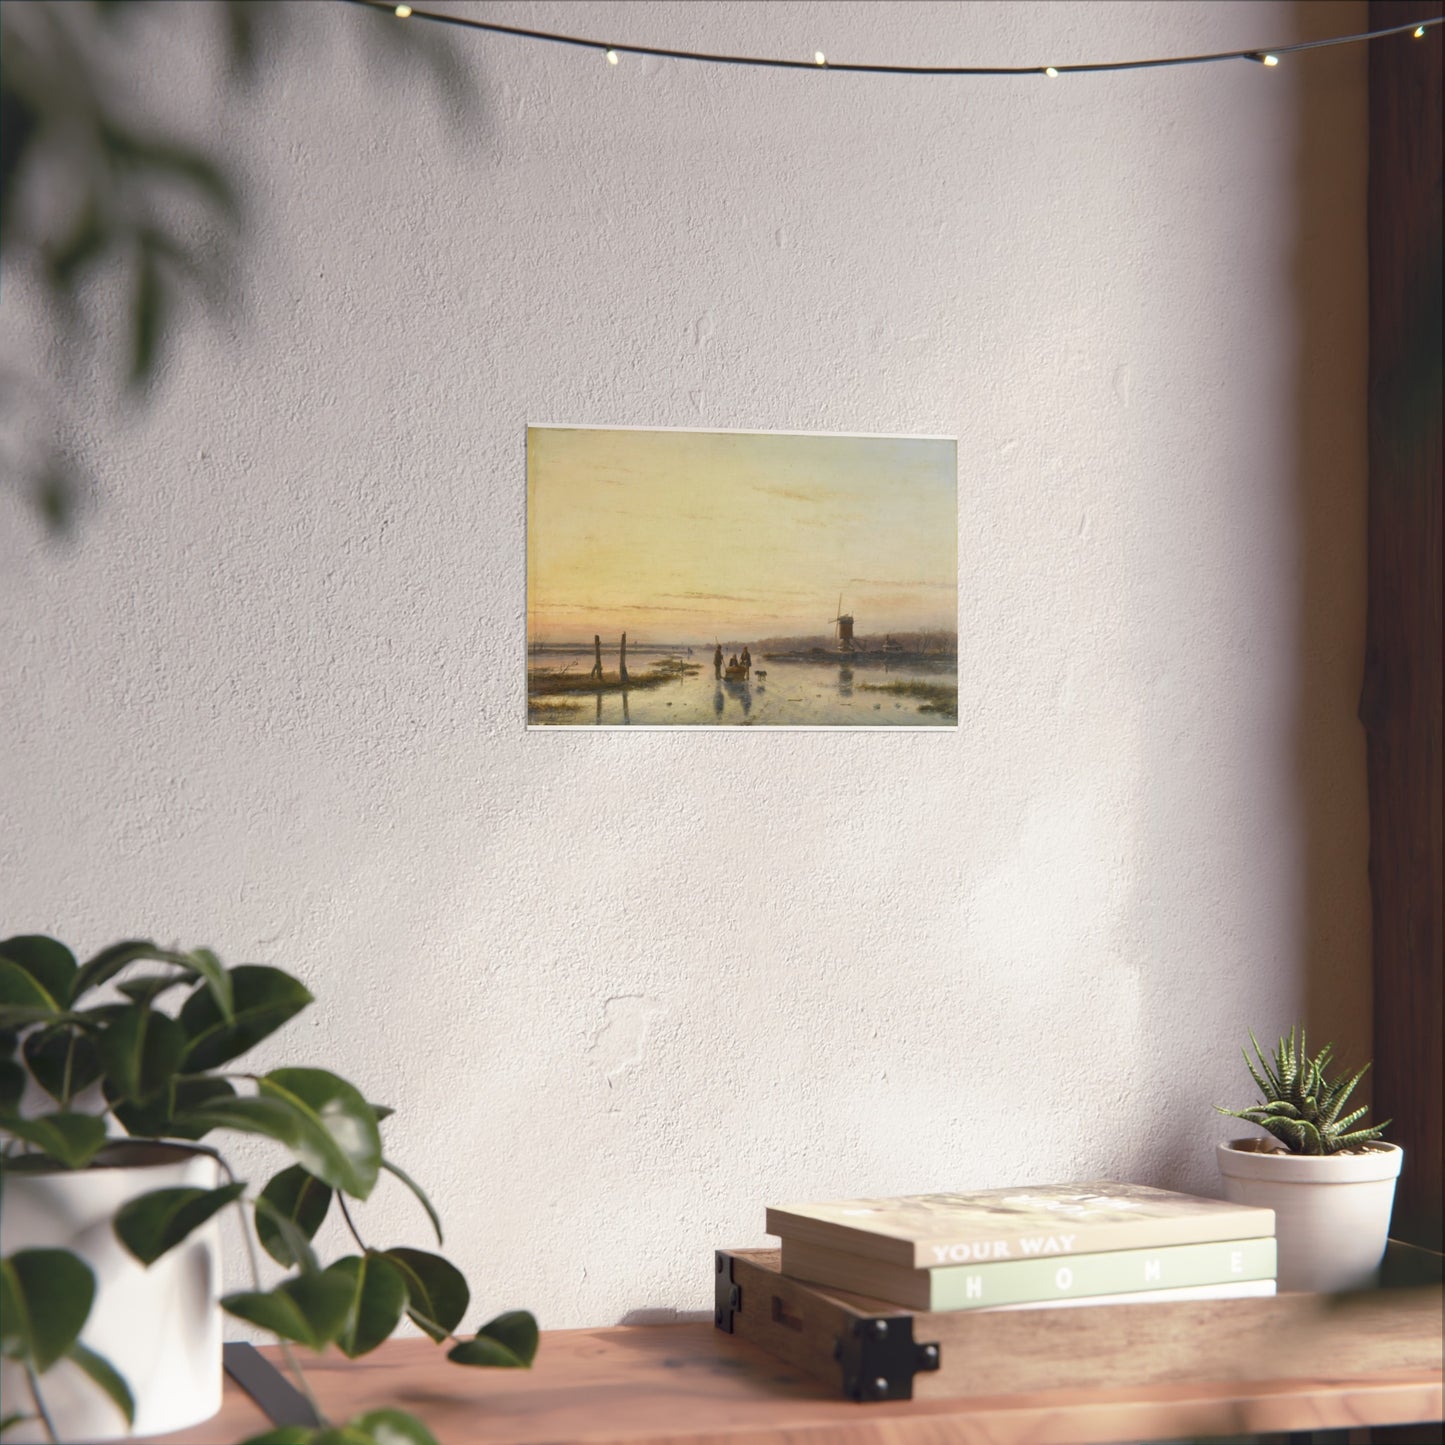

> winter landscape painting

[{"left": 526, "top": 426, "right": 958, "bottom": 728}]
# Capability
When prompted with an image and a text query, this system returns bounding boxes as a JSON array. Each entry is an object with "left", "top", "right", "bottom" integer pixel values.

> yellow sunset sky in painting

[{"left": 527, "top": 427, "right": 957, "bottom": 645}]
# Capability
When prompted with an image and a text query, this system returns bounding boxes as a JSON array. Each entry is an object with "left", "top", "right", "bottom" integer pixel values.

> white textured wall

[{"left": 0, "top": 1, "right": 1369, "bottom": 1330}]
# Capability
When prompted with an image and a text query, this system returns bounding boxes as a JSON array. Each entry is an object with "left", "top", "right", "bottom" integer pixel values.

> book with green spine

[
  {"left": 766, "top": 1180, "right": 1274, "bottom": 1269},
  {"left": 779, "top": 1234, "right": 1278, "bottom": 1311},
  {"left": 983, "top": 1278, "right": 1276, "bottom": 1311}
]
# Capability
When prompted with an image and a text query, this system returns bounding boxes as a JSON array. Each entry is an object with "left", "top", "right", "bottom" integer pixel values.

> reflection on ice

[{"left": 529, "top": 652, "right": 956, "bottom": 728}]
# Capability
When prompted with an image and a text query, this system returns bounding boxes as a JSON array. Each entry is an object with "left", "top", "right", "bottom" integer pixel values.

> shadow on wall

[
  {"left": 0, "top": 0, "right": 473, "bottom": 536},
  {"left": 1287, "top": 0, "right": 1372, "bottom": 1090},
  {"left": 1130, "top": 0, "right": 1373, "bottom": 1197}
]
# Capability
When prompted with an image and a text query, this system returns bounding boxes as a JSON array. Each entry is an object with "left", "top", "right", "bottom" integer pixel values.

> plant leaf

[
  {"left": 73, "top": 1003, "right": 131, "bottom": 1032},
  {"left": 351, "top": 1409, "right": 441, "bottom": 1445},
  {"left": 179, "top": 966, "right": 312, "bottom": 1071},
  {"left": 256, "top": 1165, "right": 332, "bottom": 1268},
  {"left": 156, "top": 1076, "right": 240, "bottom": 1140},
  {"left": 447, "top": 1310, "right": 538, "bottom": 1368},
  {"left": 1326, "top": 1062, "right": 1370, "bottom": 1122},
  {"left": 0, "top": 1260, "right": 23, "bottom": 1359},
  {"left": 258, "top": 1070, "right": 381, "bottom": 1200},
  {"left": 1330, "top": 1104, "right": 1371, "bottom": 1134},
  {"left": 171, "top": 1094, "right": 309, "bottom": 1153},
  {"left": 326, "top": 1253, "right": 407, "bottom": 1359},
  {"left": 1261, "top": 1100, "right": 1300, "bottom": 1117},
  {"left": 0, "top": 960, "right": 60, "bottom": 1026},
  {"left": 104, "top": 1076, "right": 170, "bottom": 1139},
  {"left": 477, "top": 1309, "right": 538, "bottom": 1365},
  {"left": 0, "top": 1248, "right": 95, "bottom": 1371},
  {"left": 0, "top": 938, "right": 76, "bottom": 1008},
  {"left": 108, "top": 1072, "right": 239, "bottom": 1141},
  {"left": 0, "top": 1060, "right": 25, "bottom": 1113},
  {"left": 23, "top": 1027, "right": 102, "bottom": 1102},
  {"left": 382, "top": 1248, "right": 468, "bottom": 1342},
  {"left": 252, "top": 1196, "right": 321, "bottom": 1277},
  {"left": 70, "top": 941, "right": 227, "bottom": 1019},
  {"left": 223, "top": 1273, "right": 353, "bottom": 1351},
  {"left": 97, "top": 1005, "right": 187, "bottom": 1103},
  {"left": 72, "top": 941, "right": 180, "bottom": 1000},
  {"left": 116, "top": 974, "right": 191, "bottom": 1007},
  {"left": 380, "top": 1158, "right": 442, "bottom": 1246},
  {"left": 113, "top": 1182, "right": 245, "bottom": 1266},
  {"left": 0, "top": 1414, "right": 36, "bottom": 1435},
  {"left": 0, "top": 1112, "right": 108, "bottom": 1168},
  {"left": 1333, "top": 1121, "right": 1392, "bottom": 1151},
  {"left": 67, "top": 1341, "right": 135, "bottom": 1426},
  {"left": 182, "top": 948, "right": 233, "bottom": 1022},
  {"left": 175, "top": 1087, "right": 376, "bottom": 1200}
]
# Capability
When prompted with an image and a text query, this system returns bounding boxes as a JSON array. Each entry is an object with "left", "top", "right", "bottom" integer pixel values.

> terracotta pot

[
  {"left": 1216, "top": 1137, "right": 1403, "bottom": 1293},
  {"left": 0, "top": 1141, "right": 224, "bottom": 1441}
]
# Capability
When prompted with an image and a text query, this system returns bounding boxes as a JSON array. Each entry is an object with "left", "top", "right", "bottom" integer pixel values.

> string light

[{"left": 338, "top": 2, "right": 1443, "bottom": 78}]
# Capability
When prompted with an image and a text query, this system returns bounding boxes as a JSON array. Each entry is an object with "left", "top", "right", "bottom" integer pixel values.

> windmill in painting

[{"left": 526, "top": 427, "right": 958, "bottom": 728}]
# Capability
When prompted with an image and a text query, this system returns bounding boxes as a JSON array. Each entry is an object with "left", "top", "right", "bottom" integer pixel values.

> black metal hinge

[
  {"left": 833, "top": 1313, "right": 941, "bottom": 1401},
  {"left": 714, "top": 1250, "right": 742, "bottom": 1332}
]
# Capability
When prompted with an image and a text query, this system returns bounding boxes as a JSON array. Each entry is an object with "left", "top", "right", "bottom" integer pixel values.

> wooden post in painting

[
  {"left": 590, "top": 634, "right": 603, "bottom": 679},
  {"left": 619, "top": 631, "right": 629, "bottom": 683}
]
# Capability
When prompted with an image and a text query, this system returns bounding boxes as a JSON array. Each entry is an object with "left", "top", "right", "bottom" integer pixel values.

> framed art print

[{"left": 527, "top": 426, "right": 957, "bottom": 728}]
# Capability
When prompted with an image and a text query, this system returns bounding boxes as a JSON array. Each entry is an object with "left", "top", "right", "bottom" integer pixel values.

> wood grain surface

[{"left": 144, "top": 1304, "right": 1442, "bottom": 1444}]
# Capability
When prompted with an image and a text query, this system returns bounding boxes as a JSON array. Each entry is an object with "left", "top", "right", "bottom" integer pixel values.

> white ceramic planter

[
  {"left": 0, "top": 1141, "right": 224, "bottom": 1442},
  {"left": 1216, "top": 1137, "right": 1403, "bottom": 1293}
]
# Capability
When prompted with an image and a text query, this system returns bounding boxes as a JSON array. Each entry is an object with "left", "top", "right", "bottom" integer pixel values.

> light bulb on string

[{"left": 339, "top": 2, "right": 1441, "bottom": 80}]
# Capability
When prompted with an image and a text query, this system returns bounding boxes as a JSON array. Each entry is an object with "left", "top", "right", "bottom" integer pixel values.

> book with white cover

[{"left": 766, "top": 1180, "right": 1274, "bottom": 1269}]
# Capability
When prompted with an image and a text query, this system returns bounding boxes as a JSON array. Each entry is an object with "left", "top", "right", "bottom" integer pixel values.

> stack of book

[{"left": 766, "top": 1181, "right": 1277, "bottom": 1312}]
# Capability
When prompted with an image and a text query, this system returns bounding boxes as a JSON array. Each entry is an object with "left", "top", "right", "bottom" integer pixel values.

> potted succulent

[
  {"left": 0, "top": 934, "right": 537, "bottom": 1444},
  {"left": 1215, "top": 1025, "right": 1402, "bottom": 1293}
]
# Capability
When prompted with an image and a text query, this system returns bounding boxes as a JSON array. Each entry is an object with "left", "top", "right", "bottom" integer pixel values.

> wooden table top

[{"left": 149, "top": 1320, "right": 1444, "bottom": 1445}]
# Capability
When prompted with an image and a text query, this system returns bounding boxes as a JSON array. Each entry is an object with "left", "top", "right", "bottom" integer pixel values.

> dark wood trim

[{"left": 1364, "top": 0, "right": 1443, "bottom": 1273}]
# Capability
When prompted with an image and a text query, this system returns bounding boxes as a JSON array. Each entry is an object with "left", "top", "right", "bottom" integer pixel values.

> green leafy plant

[
  {"left": 0, "top": 934, "right": 536, "bottom": 1445},
  {"left": 1216, "top": 1025, "right": 1391, "bottom": 1156}
]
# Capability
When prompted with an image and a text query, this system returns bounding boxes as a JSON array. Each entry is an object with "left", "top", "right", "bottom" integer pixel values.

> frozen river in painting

[{"left": 527, "top": 652, "right": 957, "bottom": 728}]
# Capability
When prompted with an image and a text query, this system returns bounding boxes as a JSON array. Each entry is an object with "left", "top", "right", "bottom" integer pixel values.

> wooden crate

[{"left": 715, "top": 1242, "right": 1445, "bottom": 1404}]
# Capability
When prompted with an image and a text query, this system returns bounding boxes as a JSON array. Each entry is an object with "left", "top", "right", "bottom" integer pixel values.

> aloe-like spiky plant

[{"left": 1216, "top": 1025, "right": 1392, "bottom": 1156}]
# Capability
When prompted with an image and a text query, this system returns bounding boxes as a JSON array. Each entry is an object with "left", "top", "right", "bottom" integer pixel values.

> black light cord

[{"left": 338, "top": 1, "right": 1441, "bottom": 77}]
